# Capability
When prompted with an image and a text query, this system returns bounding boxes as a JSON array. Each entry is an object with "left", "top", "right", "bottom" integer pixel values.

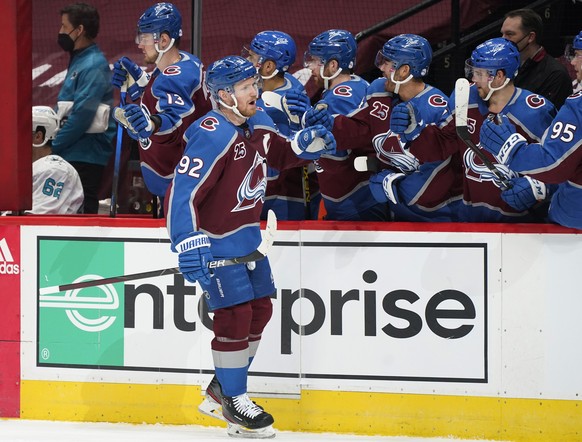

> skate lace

[{"left": 233, "top": 394, "right": 263, "bottom": 419}]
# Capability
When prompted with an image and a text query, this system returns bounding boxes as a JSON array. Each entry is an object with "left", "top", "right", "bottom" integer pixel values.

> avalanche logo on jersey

[
  {"left": 372, "top": 130, "right": 419, "bottom": 173},
  {"left": 332, "top": 85, "right": 353, "bottom": 97},
  {"left": 463, "top": 148, "right": 517, "bottom": 187},
  {"left": 428, "top": 94, "right": 448, "bottom": 107},
  {"left": 163, "top": 65, "right": 182, "bottom": 76},
  {"left": 233, "top": 151, "right": 267, "bottom": 212},
  {"left": 525, "top": 94, "right": 546, "bottom": 109},
  {"left": 201, "top": 117, "right": 220, "bottom": 131}
]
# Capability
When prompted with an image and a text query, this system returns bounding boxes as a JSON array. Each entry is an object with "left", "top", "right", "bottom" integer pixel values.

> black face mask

[
  {"left": 57, "top": 29, "right": 78, "bottom": 53},
  {"left": 514, "top": 32, "right": 532, "bottom": 53}
]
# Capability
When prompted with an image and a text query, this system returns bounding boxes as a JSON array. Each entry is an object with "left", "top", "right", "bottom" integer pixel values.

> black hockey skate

[
  {"left": 222, "top": 394, "right": 275, "bottom": 439},
  {"left": 198, "top": 375, "right": 226, "bottom": 421},
  {"left": 199, "top": 376, "right": 266, "bottom": 421}
]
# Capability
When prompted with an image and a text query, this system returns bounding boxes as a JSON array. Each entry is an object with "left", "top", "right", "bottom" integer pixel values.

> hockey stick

[
  {"left": 261, "top": 90, "right": 302, "bottom": 125},
  {"left": 39, "top": 210, "right": 278, "bottom": 295},
  {"left": 261, "top": 91, "right": 284, "bottom": 112},
  {"left": 299, "top": 102, "right": 329, "bottom": 220},
  {"left": 304, "top": 166, "right": 313, "bottom": 219},
  {"left": 110, "top": 84, "right": 127, "bottom": 217},
  {"left": 454, "top": 78, "right": 511, "bottom": 190},
  {"left": 354, "top": 156, "right": 380, "bottom": 172}
]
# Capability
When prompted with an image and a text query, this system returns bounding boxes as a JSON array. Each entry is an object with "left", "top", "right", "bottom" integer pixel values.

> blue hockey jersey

[
  {"left": 314, "top": 75, "right": 387, "bottom": 221},
  {"left": 500, "top": 91, "right": 582, "bottom": 229},
  {"left": 139, "top": 51, "right": 212, "bottom": 197},
  {"left": 166, "top": 109, "right": 309, "bottom": 257},
  {"left": 410, "top": 85, "right": 556, "bottom": 222}
]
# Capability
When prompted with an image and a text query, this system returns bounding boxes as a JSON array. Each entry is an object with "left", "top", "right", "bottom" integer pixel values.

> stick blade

[
  {"left": 353, "top": 156, "right": 379, "bottom": 172},
  {"left": 39, "top": 286, "right": 59, "bottom": 296},
  {"left": 258, "top": 209, "right": 277, "bottom": 256},
  {"left": 454, "top": 78, "right": 471, "bottom": 129},
  {"left": 261, "top": 91, "right": 284, "bottom": 112}
]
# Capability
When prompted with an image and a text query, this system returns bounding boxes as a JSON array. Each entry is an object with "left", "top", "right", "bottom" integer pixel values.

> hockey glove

[
  {"left": 479, "top": 115, "right": 526, "bottom": 164},
  {"left": 282, "top": 90, "right": 311, "bottom": 125},
  {"left": 291, "top": 124, "right": 337, "bottom": 160},
  {"left": 302, "top": 104, "right": 334, "bottom": 131},
  {"left": 368, "top": 170, "right": 405, "bottom": 204},
  {"left": 501, "top": 176, "right": 547, "bottom": 211},
  {"left": 390, "top": 102, "right": 424, "bottom": 143},
  {"left": 111, "top": 57, "right": 150, "bottom": 102},
  {"left": 174, "top": 233, "right": 214, "bottom": 285},
  {"left": 124, "top": 104, "right": 155, "bottom": 139},
  {"left": 113, "top": 106, "right": 140, "bottom": 140}
]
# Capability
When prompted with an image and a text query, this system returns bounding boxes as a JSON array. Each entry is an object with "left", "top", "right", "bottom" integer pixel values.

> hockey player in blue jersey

[
  {"left": 302, "top": 34, "right": 454, "bottom": 221},
  {"left": 479, "top": 90, "right": 582, "bottom": 229},
  {"left": 112, "top": 2, "right": 211, "bottom": 216},
  {"left": 244, "top": 30, "right": 321, "bottom": 220},
  {"left": 404, "top": 38, "right": 557, "bottom": 222},
  {"left": 246, "top": 31, "right": 304, "bottom": 137},
  {"left": 287, "top": 29, "right": 388, "bottom": 221},
  {"left": 166, "top": 56, "right": 336, "bottom": 438},
  {"left": 364, "top": 34, "right": 458, "bottom": 221}
]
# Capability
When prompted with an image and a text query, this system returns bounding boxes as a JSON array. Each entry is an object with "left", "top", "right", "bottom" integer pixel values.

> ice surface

[{"left": 0, "top": 419, "right": 501, "bottom": 442}]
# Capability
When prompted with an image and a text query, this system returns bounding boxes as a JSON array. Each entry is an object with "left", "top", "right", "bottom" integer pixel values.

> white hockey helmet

[{"left": 32, "top": 106, "right": 60, "bottom": 147}]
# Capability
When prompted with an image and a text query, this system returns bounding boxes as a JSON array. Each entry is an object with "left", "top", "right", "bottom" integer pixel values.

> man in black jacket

[{"left": 501, "top": 8, "right": 572, "bottom": 109}]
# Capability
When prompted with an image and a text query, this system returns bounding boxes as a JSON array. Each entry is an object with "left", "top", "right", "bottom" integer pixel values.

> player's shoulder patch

[
  {"left": 567, "top": 90, "right": 582, "bottom": 100},
  {"left": 185, "top": 111, "right": 236, "bottom": 148},
  {"left": 427, "top": 94, "right": 448, "bottom": 107},
  {"left": 162, "top": 65, "right": 182, "bottom": 76},
  {"left": 524, "top": 93, "right": 547, "bottom": 109},
  {"left": 332, "top": 84, "right": 353, "bottom": 97},
  {"left": 191, "top": 111, "right": 224, "bottom": 134},
  {"left": 199, "top": 115, "right": 220, "bottom": 131}
]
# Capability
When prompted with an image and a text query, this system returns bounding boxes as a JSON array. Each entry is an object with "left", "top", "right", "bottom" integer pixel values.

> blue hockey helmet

[
  {"left": 305, "top": 29, "right": 357, "bottom": 70},
  {"left": 466, "top": 38, "right": 520, "bottom": 80},
  {"left": 564, "top": 31, "right": 582, "bottom": 61},
  {"left": 206, "top": 56, "right": 259, "bottom": 100},
  {"left": 136, "top": 2, "right": 182, "bottom": 43},
  {"left": 375, "top": 34, "right": 432, "bottom": 77},
  {"left": 249, "top": 30, "right": 296, "bottom": 72}
]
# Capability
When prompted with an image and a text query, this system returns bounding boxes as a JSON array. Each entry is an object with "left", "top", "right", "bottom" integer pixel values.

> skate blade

[
  {"left": 198, "top": 397, "right": 226, "bottom": 422},
  {"left": 227, "top": 423, "right": 276, "bottom": 439}
]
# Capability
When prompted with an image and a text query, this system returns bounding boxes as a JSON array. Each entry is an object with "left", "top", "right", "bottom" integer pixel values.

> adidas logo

[{"left": 0, "top": 238, "right": 20, "bottom": 275}]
